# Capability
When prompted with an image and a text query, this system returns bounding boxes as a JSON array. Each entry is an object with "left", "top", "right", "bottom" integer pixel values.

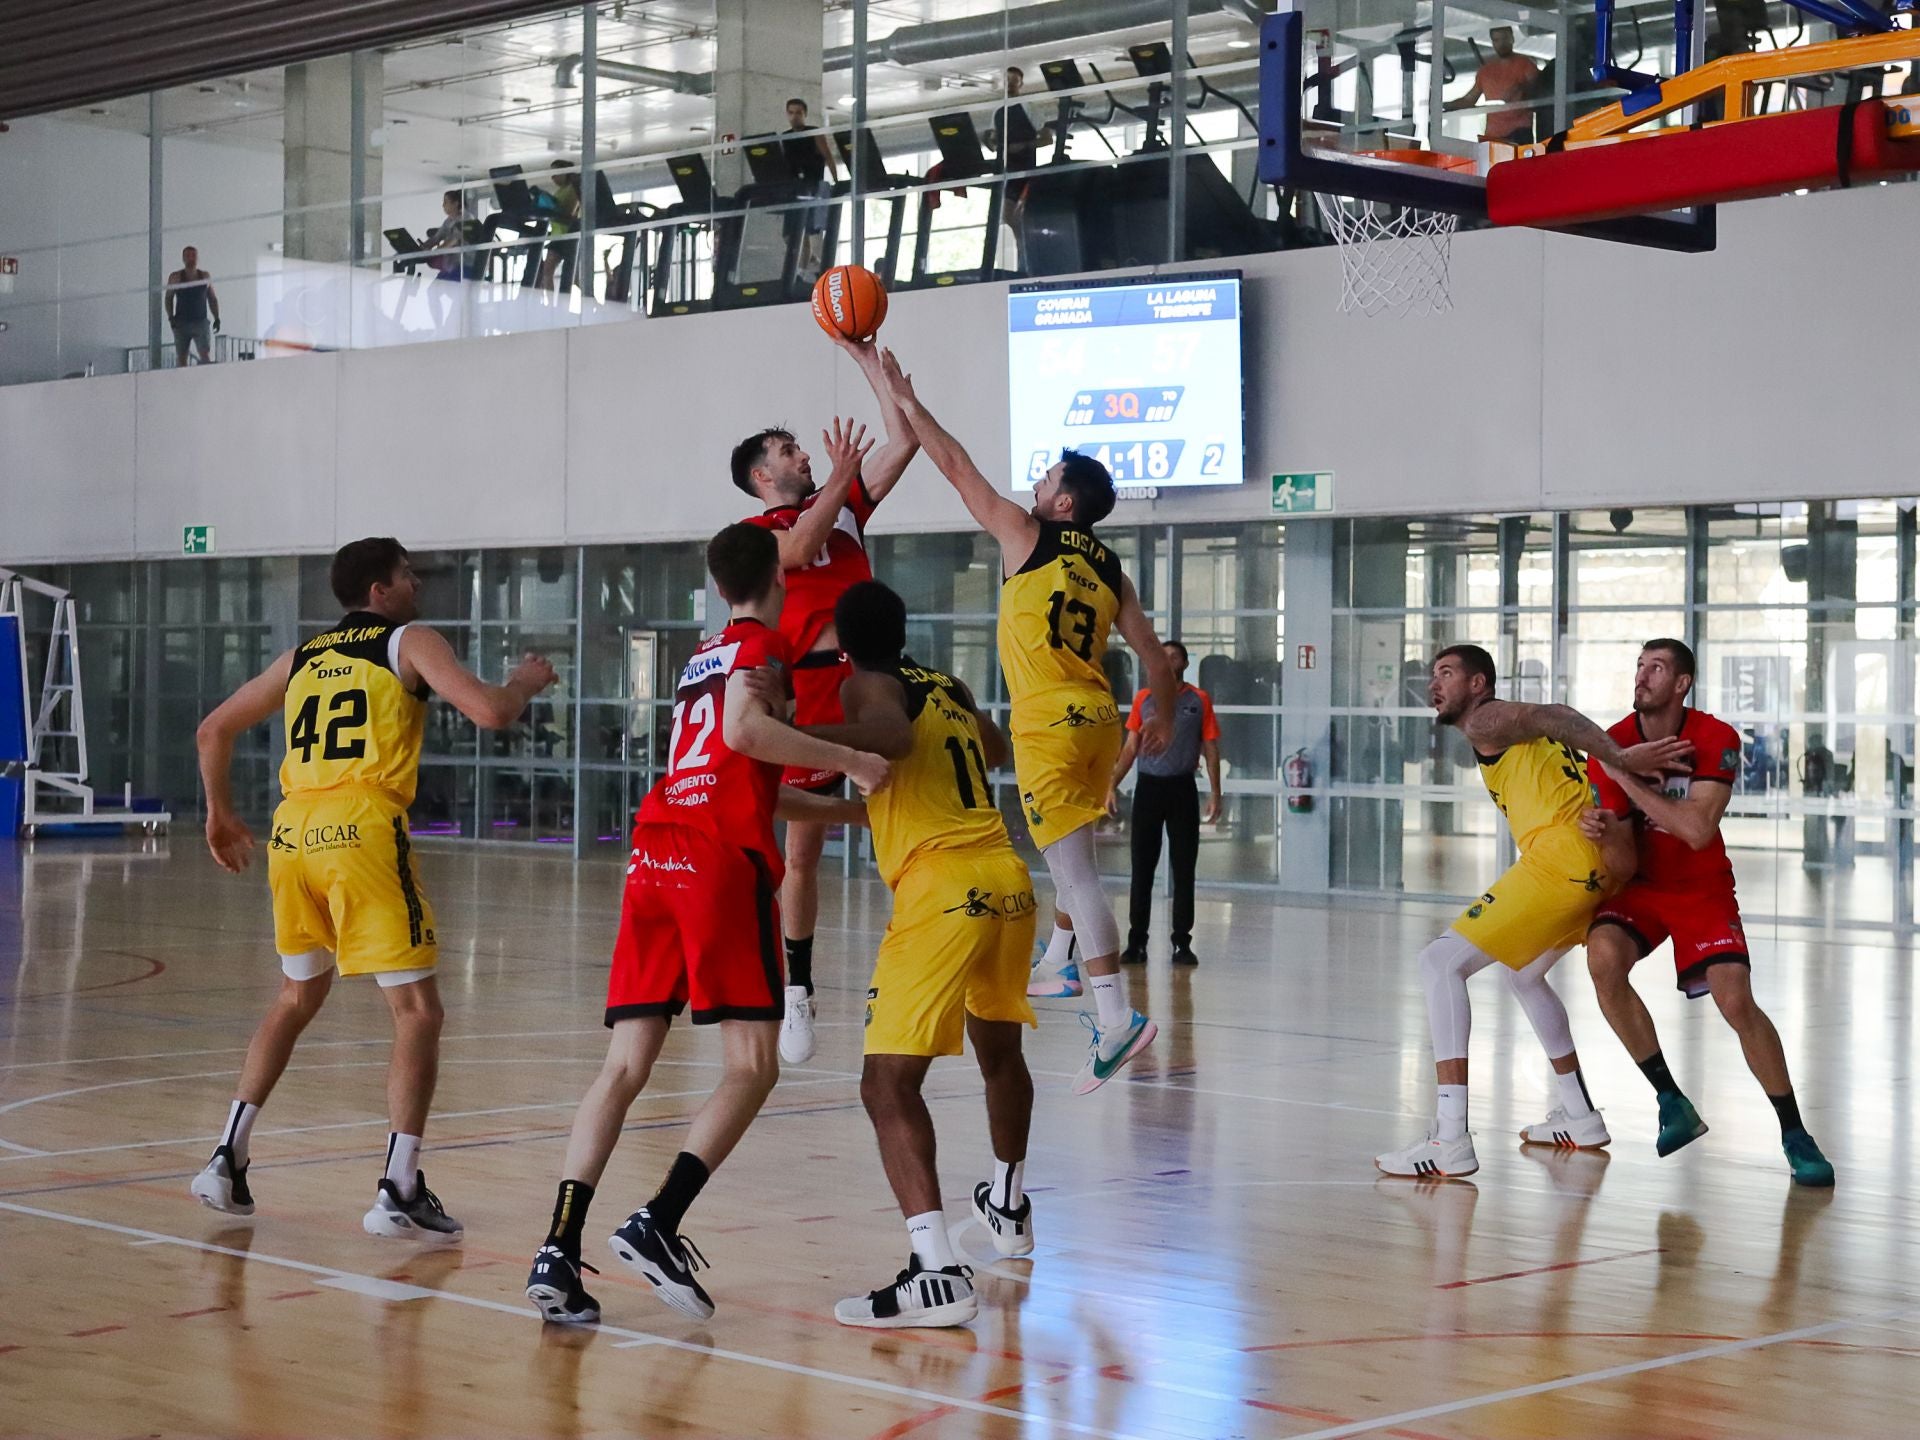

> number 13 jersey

[
  {"left": 635, "top": 618, "right": 794, "bottom": 868},
  {"left": 281, "top": 611, "right": 428, "bottom": 805},
  {"left": 998, "top": 521, "right": 1123, "bottom": 729}
]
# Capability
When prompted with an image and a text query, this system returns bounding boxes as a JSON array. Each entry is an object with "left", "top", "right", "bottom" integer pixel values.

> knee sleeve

[
  {"left": 1505, "top": 947, "right": 1575, "bottom": 1060},
  {"left": 1042, "top": 828, "right": 1121, "bottom": 957},
  {"left": 1419, "top": 933, "right": 1497, "bottom": 1062}
]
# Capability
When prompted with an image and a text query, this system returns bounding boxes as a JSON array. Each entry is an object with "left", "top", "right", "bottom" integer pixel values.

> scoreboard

[{"left": 1007, "top": 271, "right": 1244, "bottom": 491}]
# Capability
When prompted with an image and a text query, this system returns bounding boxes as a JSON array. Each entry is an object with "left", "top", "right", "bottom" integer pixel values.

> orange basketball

[{"left": 811, "top": 264, "right": 888, "bottom": 342}]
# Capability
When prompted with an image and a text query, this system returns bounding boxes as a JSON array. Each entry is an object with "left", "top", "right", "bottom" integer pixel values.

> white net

[{"left": 1312, "top": 193, "right": 1457, "bottom": 316}]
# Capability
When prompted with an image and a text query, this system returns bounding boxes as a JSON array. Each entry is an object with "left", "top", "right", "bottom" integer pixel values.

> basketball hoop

[
  {"left": 1313, "top": 192, "right": 1457, "bottom": 317},
  {"left": 1307, "top": 148, "right": 1472, "bottom": 316}
]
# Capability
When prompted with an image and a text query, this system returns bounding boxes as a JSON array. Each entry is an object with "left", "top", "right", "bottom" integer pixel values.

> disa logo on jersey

[{"left": 679, "top": 641, "right": 741, "bottom": 690}]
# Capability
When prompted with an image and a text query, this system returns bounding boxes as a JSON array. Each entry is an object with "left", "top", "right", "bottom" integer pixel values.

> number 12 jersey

[{"left": 635, "top": 618, "right": 794, "bottom": 868}]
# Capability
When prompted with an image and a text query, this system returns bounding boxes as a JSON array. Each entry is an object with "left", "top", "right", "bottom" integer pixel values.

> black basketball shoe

[
  {"left": 189, "top": 1144, "right": 255, "bottom": 1216},
  {"left": 526, "top": 1245, "right": 602, "bottom": 1324},
  {"left": 608, "top": 1207, "right": 715, "bottom": 1320}
]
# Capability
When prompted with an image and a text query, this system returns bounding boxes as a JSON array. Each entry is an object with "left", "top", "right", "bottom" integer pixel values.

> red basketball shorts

[
  {"left": 1591, "top": 882, "right": 1749, "bottom": 998},
  {"left": 784, "top": 650, "right": 852, "bottom": 791},
  {"left": 606, "top": 824, "right": 785, "bottom": 1025}
]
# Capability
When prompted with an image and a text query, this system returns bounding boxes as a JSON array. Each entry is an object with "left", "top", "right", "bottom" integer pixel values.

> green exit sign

[
  {"left": 1272, "top": 472, "right": 1334, "bottom": 515},
  {"left": 182, "top": 525, "right": 215, "bottom": 555}
]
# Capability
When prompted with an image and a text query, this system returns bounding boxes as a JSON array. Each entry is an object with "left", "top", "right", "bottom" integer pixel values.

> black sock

[
  {"left": 785, "top": 936, "right": 814, "bottom": 995},
  {"left": 1769, "top": 1090, "right": 1804, "bottom": 1138},
  {"left": 546, "top": 1178, "right": 595, "bottom": 1258},
  {"left": 646, "top": 1151, "right": 711, "bottom": 1233},
  {"left": 1637, "top": 1050, "right": 1682, "bottom": 1098}
]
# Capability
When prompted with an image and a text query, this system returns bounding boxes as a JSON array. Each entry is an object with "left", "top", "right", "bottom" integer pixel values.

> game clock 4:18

[{"left": 1026, "top": 438, "right": 1226, "bottom": 485}]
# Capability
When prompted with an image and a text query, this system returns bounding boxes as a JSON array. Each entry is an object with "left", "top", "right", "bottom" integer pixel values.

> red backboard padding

[{"left": 1488, "top": 101, "right": 1920, "bottom": 229}]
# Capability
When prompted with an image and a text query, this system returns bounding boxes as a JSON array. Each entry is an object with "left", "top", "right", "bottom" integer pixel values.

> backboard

[{"left": 1258, "top": 0, "right": 1717, "bottom": 252}]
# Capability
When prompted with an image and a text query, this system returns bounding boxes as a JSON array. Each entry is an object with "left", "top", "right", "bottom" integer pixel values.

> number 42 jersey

[
  {"left": 635, "top": 618, "right": 794, "bottom": 868},
  {"left": 998, "top": 521, "right": 1123, "bottom": 729},
  {"left": 281, "top": 611, "right": 428, "bottom": 805}
]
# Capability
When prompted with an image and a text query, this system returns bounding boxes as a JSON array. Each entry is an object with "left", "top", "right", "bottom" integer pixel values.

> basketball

[{"left": 811, "top": 264, "right": 888, "bottom": 342}]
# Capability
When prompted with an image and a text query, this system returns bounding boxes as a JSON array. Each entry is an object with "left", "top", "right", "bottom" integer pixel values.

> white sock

[
  {"left": 220, "top": 1100, "right": 259, "bottom": 1166},
  {"left": 385, "top": 1133, "right": 422, "bottom": 1199},
  {"left": 1436, "top": 1084, "right": 1469, "bottom": 1142},
  {"left": 992, "top": 1158, "right": 1026, "bottom": 1211},
  {"left": 1042, "top": 924, "right": 1077, "bottom": 971},
  {"left": 1089, "top": 971, "right": 1129, "bottom": 1028},
  {"left": 1554, "top": 1066, "right": 1596, "bottom": 1119},
  {"left": 906, "top": 1210, "right": 957, "bottom": 1271}
]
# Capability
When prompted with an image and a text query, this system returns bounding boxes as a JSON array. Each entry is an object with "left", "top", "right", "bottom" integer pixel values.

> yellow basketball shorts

[
  {"left": 1010, "top": 688, "right": 1123, "bottom": 851},
  {"left": 267, "top": 791, "right": 438, "bottom": 978},
  {"left": 864, "top": 848, "right": 1039, "bottom": 1057},
  {"left": 1450, "top": 826, "right": 1613, "bottom": 969}
]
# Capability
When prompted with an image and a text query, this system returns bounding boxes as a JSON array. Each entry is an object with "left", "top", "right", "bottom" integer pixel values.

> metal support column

[
  {"left": 348, "top": 53, "right": 368, "bottom": 264},
  {"left": 1170, "top": 0, "right": 1189, "bottom": 263},
  {"left": 1896, "top": 506, "right": 1916, "bottom": 927},
  {"left": 851, "top": 0, "right": 868, "bottom": 265},
  {"left": 1551, "top": 512, "right": 1572, "bottom": 704},
  {"left": 148, "top": 93, "right": 164, "bottom": 371},
  {"left": 1685, "top": 504, "right": 1709, "bottom": 670},
  {"left": 578, "top": 2, "right": 597, "bottom": 298},
  {"left": 571, "top": 546, "right": 587, "bottom": 860}
]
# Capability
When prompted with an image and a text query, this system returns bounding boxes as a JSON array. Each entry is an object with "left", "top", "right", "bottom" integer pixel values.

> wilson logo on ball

[{"left": 812, "top": 264, "right": 888, "bottom": 342}]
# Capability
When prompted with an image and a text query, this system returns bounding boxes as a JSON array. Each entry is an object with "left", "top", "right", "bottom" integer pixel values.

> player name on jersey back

[{"left": 281, "top": 611, "right": 427, "bottom": 804}]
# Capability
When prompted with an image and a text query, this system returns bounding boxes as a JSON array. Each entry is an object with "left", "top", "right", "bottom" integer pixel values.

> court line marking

[
  {"left": 0, "top": 1028, "right": 618, "bottom": 1073},
  {"left": 0, "top": 1059, "right": 862, "bottom": 1162},
  {"left": 0, "top": 1198, "right": 1150, "bottom": 1440},
  {"left": 1437, "top": 1245, "right": 1666, "bottom": 1290},
  {"left": 1270, "top": 1303, "right": 1918, "bottom": 1440},
  {"left": 0, "top": 1075, "right": 860, "bottom": 1164},
  {"left": 4, "top": 952, "right": 168, "bottom": 1002}
]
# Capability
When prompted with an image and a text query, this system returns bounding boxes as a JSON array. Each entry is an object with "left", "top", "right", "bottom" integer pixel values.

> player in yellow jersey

[
  {"left": 878, "top": 348, "right": 1178, "bottom": 1095},
  {"left": 189, "top": 537, "right": 559, "bottom": 1237},
  {"left": 1376, "top": 644, "right": 1690, "bottom": 1178},
  {"left": 814, "top": 580, "right": 1037, "bottom": 1328}
]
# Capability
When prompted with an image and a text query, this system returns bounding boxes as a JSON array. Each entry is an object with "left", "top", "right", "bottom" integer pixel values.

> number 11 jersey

[
  {"left": 865, "top": 659, "right": 1011, "bottom": 888},
  {"left": 998, "top": 521, "right": 1123, "bottom": 727},
  {"left": 281, "top": 611, "right": 428, "bottom": 805},
  {"left": 635, "top": 617, "right": 794, "bottom": 869}
]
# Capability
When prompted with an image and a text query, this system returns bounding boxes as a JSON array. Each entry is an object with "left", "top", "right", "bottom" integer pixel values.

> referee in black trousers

[{"left": 1108, "top": 642, "right": 1223, "bottom": 967}]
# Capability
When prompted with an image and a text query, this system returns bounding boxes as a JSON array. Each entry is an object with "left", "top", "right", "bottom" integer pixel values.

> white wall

[{"left": 3, "top": 181, "right": 1918, "bottom": 564}]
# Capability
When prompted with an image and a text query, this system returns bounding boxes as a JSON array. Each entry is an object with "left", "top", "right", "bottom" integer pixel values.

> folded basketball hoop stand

[{"left": 0, "top": 569, "right": 172, "bottom": 838}]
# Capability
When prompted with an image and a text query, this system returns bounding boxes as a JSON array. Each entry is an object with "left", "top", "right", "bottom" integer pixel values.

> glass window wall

[{"left": 17, "top": 501, "right": 1920, "bottom": 941}]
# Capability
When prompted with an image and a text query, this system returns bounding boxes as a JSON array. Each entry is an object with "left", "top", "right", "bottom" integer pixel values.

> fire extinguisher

[{"left": 1284, "top": 747, "right": 1314, "bottom": 814}]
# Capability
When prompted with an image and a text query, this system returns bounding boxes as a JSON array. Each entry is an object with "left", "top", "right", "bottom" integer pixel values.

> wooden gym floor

[{"left": 1, "top": 838, "right": 1915, "bottom": 1438}]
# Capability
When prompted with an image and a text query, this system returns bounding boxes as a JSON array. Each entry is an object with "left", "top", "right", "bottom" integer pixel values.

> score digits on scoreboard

[{"left": 1007, "top": 271, "right": 1244, "bottom": 490}]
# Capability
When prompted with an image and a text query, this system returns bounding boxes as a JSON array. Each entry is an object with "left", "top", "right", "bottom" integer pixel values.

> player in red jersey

[
  {"left": 524, "top": 518, "right": 892, "bottom": 1326},
  {"left": 1581, "top": 638, "right": 1835, "bottom": 1186},
  {"left": 735, "top": 334, "right": 919, "bottom": 1065}
]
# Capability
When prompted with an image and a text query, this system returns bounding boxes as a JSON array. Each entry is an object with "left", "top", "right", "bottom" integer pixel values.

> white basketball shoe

[
  {"left": 779, "top": 986, "right": 817, "bottom": 1065},
  {"left": 1519, "top": 1106, "right": 1611, "bottom": 1150},
  {"left": 1376, "top": 1127, "right": 1480, "bottom": 1179}
]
